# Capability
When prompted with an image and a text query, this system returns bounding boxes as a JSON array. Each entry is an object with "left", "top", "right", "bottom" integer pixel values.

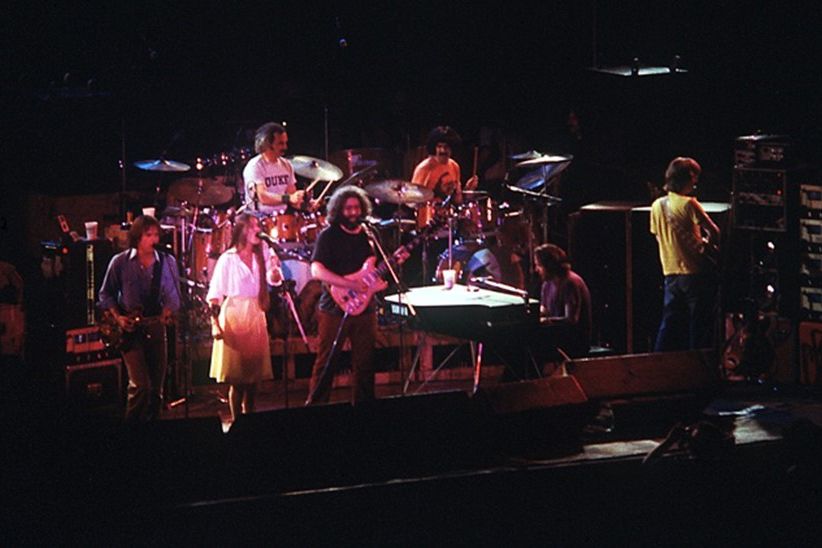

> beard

[{"left": 341, "top": 215, "right": 361, "bottom": 230}]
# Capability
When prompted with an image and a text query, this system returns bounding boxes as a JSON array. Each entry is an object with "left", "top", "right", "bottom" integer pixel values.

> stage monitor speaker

[
  {"left": 477, "top": 376, "right": 588, "bottom": 415},
  {"left": 568, "top": 349, "right": 718, "bottom": 399},
  {"left": 475, "top": 376, "right": 596, "bottom": 455},
  {"left": 228, "top": 393, "right": 488, "bottom": 487}
]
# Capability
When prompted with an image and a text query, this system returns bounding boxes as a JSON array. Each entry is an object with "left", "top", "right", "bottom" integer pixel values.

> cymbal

[
  {"left": 365, "top": 180, "right": 434, "bottom": 205},
  {"left": 289, "top": 156, "right": 343, "bottom": 181},
  {"left": 461, "top": 190, "right": 489, "bottom": 201},
  {"left": 515, "top": 154, "right": 573, "bottom": 168},
  {"left": 134, "top": 158, "right": 191, "bottom": 172},
  {"left": 509, "top": 150, "right": 543, "bottom": 161},
  {"left": 169, "top": 177, "right": 235, "bottom": 206},
  {"left": 160, "top": 205, "right": 193, "bottom": 218}
]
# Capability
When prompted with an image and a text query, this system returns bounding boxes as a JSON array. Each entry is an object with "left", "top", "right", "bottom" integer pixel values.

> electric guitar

[
  {"left": 660, "top": 197, "right": 720, "bottom": 272},
  {"left": 330, "top": 214, "right": 447, "bottom": 316},
  {"left": 99, "top": 308, "right": 165, "bottom": 351}
]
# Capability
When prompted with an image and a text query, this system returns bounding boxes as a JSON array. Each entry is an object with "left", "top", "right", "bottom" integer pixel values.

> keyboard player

[{"left": 534, "top": 243, "right": 592, "bottom": 358}]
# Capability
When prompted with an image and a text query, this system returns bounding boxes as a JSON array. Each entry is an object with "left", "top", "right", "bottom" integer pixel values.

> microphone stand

[
  {"left": 259, "top": 236, "right": 310, "bottom": 408},
  {"left": 362, "top": 222, "right": 415, "bottom": 395}
]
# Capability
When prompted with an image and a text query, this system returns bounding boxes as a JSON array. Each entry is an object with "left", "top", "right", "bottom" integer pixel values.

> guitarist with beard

[
  {"left": 98, "top": 215, "right": 180, "bottom": 422},
  {"left": 650, "top": 157, "right": 721, "bottom": 351},
  {"left": 306, "top": 186, "right": 409, "bottom": 405}
]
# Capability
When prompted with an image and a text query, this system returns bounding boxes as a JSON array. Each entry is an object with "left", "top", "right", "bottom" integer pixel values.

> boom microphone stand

[{"left": 362, "top": 222, "right": 416, "bottom": 395}]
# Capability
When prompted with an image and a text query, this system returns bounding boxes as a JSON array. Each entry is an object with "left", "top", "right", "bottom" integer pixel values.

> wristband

[{"left": 282, "top": 193, "right": 291, "bottom": 203}]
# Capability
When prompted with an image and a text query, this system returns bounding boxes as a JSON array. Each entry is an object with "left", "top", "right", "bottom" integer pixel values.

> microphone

[
  {"left": 257, "top": 232, "right": 278, "bottom": 247},
  {"left": 359, "top": 215, "right": 381, "bottom": 226}
]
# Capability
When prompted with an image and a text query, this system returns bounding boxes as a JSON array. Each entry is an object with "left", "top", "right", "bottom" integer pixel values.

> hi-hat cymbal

[
  {"left": 169, "top": 177, "right": 235, "bottom": 206},
  {"left": 289, "top": 155, "right": 343, "bottom": 181},
  {"left": 134, "top": 158, "right": 191, "bottom": 172},
  {"left": 365, "top": 180, "right": 434, "bottom": 205},
  {"left": 515, "top": 154, "right": 573, "bottom": 168},
  {"left": 510, "top": 150, "right": 543, "bottom": 161}
]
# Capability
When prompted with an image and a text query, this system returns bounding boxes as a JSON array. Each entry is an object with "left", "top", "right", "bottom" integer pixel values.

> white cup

[
  {"left": 442, "top": 269, "right": 457, "bottom": 290},
  {"left": 84, "top": 221, "right": 99, "bottom": 240},
  {"left": 142, "top": 207, "right": 156, "bottom": 218}
]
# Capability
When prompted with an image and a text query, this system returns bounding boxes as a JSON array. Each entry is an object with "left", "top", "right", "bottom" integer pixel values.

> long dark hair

[
  {"left": 535, "top": 243, "right": 571, "bottom": 279},
  {"left": 230, "top": 213, "right": 270, "bottom": 311},
  {"left": 128, "top": 215, "right": 161, "bottom": 249},
  {"left": 425, "top": 126, "right": 461, "bottom": 155},
  {"left": 325, "top": 185, "right": 372, "bottom": 226}
]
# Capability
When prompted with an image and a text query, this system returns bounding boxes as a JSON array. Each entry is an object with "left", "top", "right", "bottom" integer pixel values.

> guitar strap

[
  {"left": 144, "top": 253, "right": 164, "bottom": 317},
  {"left": 660, "top": 196, "right": 704, "bottom": 259}
]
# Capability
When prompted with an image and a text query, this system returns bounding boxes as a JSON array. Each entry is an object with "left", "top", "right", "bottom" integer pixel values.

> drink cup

[
  {"left": 442, "top": 269, "right": 457, "bottom": 290},
  {"left": 84, "top": 221, "right": 99, "bottom": 240}
]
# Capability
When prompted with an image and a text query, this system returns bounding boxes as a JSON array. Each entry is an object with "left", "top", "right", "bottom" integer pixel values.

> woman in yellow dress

[{"left": 207, "top": 213, "right": 282, "bottom": 422}]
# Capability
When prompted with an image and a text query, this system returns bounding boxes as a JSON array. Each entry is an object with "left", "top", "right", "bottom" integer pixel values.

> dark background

[{"left": 2, "top": 1, "right": 822, "bottom": 259}]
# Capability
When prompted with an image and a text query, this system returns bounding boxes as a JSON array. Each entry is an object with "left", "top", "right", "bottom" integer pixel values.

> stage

[{"left": 5, "top": 350, "right": 822, "bottom": 544}]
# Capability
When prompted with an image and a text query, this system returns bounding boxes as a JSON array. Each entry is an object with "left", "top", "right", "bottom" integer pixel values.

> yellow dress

[
  {"left": 209, "top": 296, "right": 273, "bottom": 384},
  {"left": 207, "top": 249, "right": 273, "bottom": 384}
]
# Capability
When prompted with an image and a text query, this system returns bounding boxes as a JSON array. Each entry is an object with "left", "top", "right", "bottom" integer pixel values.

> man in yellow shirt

[{"left": 650, "top": 157, "right": 720, "bottom": 351}]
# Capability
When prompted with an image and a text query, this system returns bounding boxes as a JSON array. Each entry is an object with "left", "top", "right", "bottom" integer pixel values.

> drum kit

[{"left": 132, "top": 146, "right": 574, "bottom": 324}]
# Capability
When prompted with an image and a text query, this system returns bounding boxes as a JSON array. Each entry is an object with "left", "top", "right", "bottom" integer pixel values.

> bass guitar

[{"left": 330, "top": 213, "right": 447, "bottom": 316}]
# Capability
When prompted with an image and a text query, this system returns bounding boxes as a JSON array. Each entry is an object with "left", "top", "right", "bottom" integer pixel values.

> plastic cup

[
  {"left": 84, "top": 221, "right": 99, "bottom": 240},
  {"left": 442, "top": 269, "right": 457, "bottom": 290}
]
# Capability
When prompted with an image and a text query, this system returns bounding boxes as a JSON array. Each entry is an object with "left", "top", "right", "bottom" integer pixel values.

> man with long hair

[
  {"left": 207, "top": 213, "right": 282, "bottom": 422},
  {"left": 99, "top": 215, "right": 181, "bottom": 422},
  {"left": 650, "top": 157, "right": 720, "bottom": 351},
  {"left": 412, "top": 125, "right": 478, "bottom": 204},
  {"left": 243, "top": 122, "right": 305, "bottom": 215},
  {"left": 534, "top": 243, "right": 592, "bottom": 358},
  {"left": 306, "top": 185, "right": 408, "bottom": 405}
]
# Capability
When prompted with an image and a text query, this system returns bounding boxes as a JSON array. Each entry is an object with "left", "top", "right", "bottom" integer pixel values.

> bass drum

[
  {"left": 281, "top": 259, "right": 312, "bottom": 295},
  {"left": 435, "top": 243, "right": 502, "bottom": 285},
  {"left": 269, "top": 259, "right": 323, "bottom": 337}
]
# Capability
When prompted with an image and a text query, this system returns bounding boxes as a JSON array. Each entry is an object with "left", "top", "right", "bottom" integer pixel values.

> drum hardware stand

[
  {"left": 505, "top": 184, "right": 562, "bottom": 278},
  {"left": 167, "top": 279, "right": 227, "bottom": 417}
]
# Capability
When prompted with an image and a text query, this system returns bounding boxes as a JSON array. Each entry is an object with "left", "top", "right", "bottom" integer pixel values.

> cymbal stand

[
  {"left": 167, "top": 281, "right": 227, "bottom": 417},
  {"left": 184, "top": 182, "right": 206, "bottom": 281}
]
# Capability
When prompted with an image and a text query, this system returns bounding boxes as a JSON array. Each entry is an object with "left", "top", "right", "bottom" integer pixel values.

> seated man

[
  {"left": 499, "top": 243, "right": 592, "bottom": 382},
  {"left": 534, "top": 243, "right": 592, "bottom": 359}
]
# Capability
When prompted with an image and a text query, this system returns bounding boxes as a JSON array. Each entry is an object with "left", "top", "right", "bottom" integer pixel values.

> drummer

[
  {"left": 243, "top": 122, "right": 306, "bottom": 216},
  {"left": 411, "top": 126, "right": 478, "bottom": 205}
]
